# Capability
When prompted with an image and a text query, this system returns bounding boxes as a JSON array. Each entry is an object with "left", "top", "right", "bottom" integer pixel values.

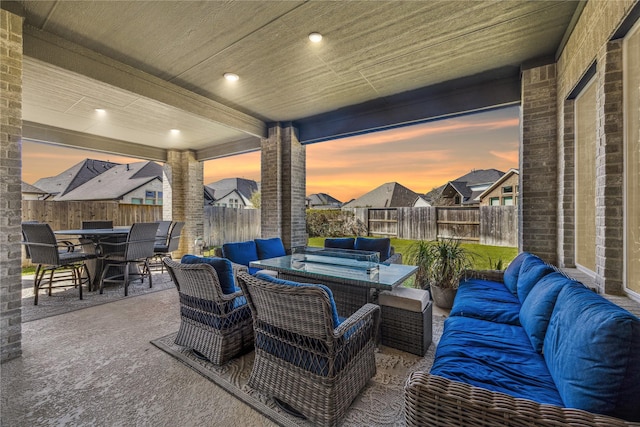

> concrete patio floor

[{"left": 0, "top": 285, "right": 278, "bottom": 427}]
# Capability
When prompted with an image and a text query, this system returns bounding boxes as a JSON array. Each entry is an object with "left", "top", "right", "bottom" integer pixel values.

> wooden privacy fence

[
  {"left": 345, "top": 206, "right": 517, "bottom": 247},
  {"left": 203, "top": 206, "right": 261, "bottom": 247}
]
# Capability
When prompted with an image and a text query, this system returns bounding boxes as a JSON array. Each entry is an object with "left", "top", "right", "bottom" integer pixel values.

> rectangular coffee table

[{"left": 250, "top": 247, "right": 418, "bottom": 316}]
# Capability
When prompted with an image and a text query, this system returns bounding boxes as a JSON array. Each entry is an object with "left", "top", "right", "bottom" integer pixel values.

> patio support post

[
  {"left": 261, "top": 122, "right": 307, "bottom": 250},
  {"left": 0, "top": 9, "right": 24, "bottom": 362},
  {"left": 163, "top": 150, "right": 203, "bottom": 258},
  {"left": 520, "top": 63, "right": 559, "bottom": 264}
]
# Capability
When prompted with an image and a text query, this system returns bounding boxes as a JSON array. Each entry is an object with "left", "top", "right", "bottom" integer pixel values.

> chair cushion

[
  {"left": 324, "top": 237, "right": 355, "bottom": 250},
  {"left": 544, "top": 283, "right": 640, "bottom": 421},
  {"left": 503, "top": 252, "right": 532, "bottom": 295},
  {"left": 519, "top": 272, "right": 570, "bottom": 353},
  {"left": 450, "top": 278, "right": 522, "bottom": 325},
  {"left": 516, "top": 255, "right": 555, "bottom": 304},
  {"left": 354, "top": 237, "right": 391, "bottom": 261},
  {"left": 255, "top": 237, "right": 286, "bottom": 260},
  {"left": 254, "top": 273, "right": 342, "bottom": 327},
  {"left": 430, "top": 316, "right": 563, "bottom": 406},
  {"left": 181, "top": 255, "right": 237, "bottom": 294},
  {"left": 222, "top": 241, "right": 259, "bottom": 268}
]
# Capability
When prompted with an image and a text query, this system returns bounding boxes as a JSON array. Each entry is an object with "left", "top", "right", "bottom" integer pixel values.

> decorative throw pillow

[
  {"left": 181, "top": 254, "right": 237, "bottom": 294},
  {"left": 255, "top": 237, "right": 286, "bottom": 259}
]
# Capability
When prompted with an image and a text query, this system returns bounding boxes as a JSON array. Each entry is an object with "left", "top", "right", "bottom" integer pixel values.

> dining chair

[
  {"left": 21, "top": 222, "right": 96, "bottom": 305},
  {"left": 98, "top": 222, "right": 158, "bottom": 296},
  {"left": 152, "top": 221, "right": 184, "bottom": 272}
]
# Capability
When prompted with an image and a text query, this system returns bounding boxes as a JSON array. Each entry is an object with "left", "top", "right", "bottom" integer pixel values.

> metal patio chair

[{"left": 152, "top": 221, "right": 184, "bottom": 272}]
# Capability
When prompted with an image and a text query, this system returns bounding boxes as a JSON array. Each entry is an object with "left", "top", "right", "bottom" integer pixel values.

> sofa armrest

[
  {"left": 464, "top": 269, "right": 505, "bottom": 283},
  {"left": 404, "top": 372, "right": 633, "bottom": 427}
]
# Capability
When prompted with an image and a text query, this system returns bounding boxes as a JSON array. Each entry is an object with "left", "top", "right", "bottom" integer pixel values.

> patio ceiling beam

[
  {"left": 22, "top": 121, "right": 167, "bottom": 162},
  {"left": 294, "top": 66, "right": 522, "bottom": 145},
  {"left": 23, "top": 26, "right": 267, "bottom": 139},
  {"left": 195, "top": 136, "right": 261, "bottom": 161}
]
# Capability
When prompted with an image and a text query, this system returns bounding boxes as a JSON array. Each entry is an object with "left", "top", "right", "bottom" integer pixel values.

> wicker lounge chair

[
  {"left": 236, "top": 271, "right": 380, "bottom": 426},
  {"left": 163, "top": 258, "right": 254, "bottom": 365}
]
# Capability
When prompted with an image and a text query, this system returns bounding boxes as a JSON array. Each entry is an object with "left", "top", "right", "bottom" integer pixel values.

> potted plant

[{"left": 406, "top": 238, "right": 472, "bottom": 309}]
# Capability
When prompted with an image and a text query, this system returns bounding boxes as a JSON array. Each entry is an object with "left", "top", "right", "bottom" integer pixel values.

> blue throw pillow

[
  {"left": 503, "top": 252, "right": 532, "bottom": 295},
  {"left": 324, "top": 237, "right": 355, "bottom": 250},
  {"left": 519, "top": 272, "right": 571, "bottom": 353},
  {"left": 255, "top": 237, "right": 286, "bottom": 259},
  {"left": 222, "top": 240, "right": 259, "bottom": 267},
  {"left": 516, "top": 255, "right": 555, "bottom": 304},
  {"left": 181, "top": 254, "right": 237, "bottom": 294},
  {"left": 254, "top": 273, "right": 342, "bottom": 328},
  {"left": 354, "top": 237, "right": 390, "bottom": 261},
  {"left": 544, "top": 283, "right": 640, "bottom": 421}
]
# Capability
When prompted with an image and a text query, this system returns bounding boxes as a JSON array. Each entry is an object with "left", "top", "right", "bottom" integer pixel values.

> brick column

[
  {"left": 520, "top": 63, "right": 558, "bottom": 264},
  {"left": 0, "top": 9, "right": 24, "bottom": 362},
  {"left": 595, "top": 40, "right": 624, "bottom": 294},
  {"left": 163, "top": 150, "right": 203, "bottom": 258},
  {"left": 261, "top": 122, "right": 306, "bottom": 250}
]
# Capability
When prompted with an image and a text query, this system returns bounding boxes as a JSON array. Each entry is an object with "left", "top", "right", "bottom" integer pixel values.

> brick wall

[
  {"left": 0, "top": 9, "right": 23, "bottom": 362},
  {"left": 520, "top": 64, "right": 558, "bottom": 264},
  {"left": 261, "top": 124, "right": 282, "bottom": 239}
]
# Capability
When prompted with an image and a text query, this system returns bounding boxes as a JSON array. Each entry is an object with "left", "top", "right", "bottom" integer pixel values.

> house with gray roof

[
  {"left": 306, "top": 193, "right": 342, "bottom": 209},
  {"left": 438, "top": 168, "right": 505, "bottom": 206},
  {"left": 34, "top": 159, "right": 119, "bottom": 199},
  {"left": 342, "top": 182, "right": 420, "bottom": 208},
  {"left": 21, "top": 181, "right": 48, "bottom": 200},
  {"left": 205, "top": 177, "right": 259, "bottom": 209},
  {"left": 55, "top": 161, "right": 163, "bottom": 204}
]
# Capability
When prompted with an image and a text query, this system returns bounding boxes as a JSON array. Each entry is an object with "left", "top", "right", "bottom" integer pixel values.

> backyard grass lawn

[{"left": 307, "top": 237, "right": 518, "bottom": 270}]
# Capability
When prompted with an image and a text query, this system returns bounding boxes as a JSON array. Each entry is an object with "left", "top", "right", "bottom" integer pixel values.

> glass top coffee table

[{"left": 250, "top": 247, "right": 418, "bottom": 316}]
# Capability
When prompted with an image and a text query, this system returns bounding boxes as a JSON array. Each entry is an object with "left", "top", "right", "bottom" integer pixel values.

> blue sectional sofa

[
  {"left": 405, "top": 252, "right": 640, "bottom": 426},
  {"left": 215, "top": 237, "right": 286, "bottom": 274}
]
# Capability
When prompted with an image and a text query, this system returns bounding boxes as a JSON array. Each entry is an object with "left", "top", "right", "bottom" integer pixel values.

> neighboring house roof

[
  {"left": 478, "top": 168, "right": 520, "bottom": 200},
  {"left": 453, "top": 168, "right": 505, "bottom": 187},
  {"left": 21, "top": 181, "right": 48, "bottom": 195},
  {"left": 307, "top": 193, "right": 342, "bottom": 207},
  {"left": 205, "top": 178, "right": 258, "bottom": 202},
  {"left": 34, "top": 159, "right": 119, "bottom": 197},
  {"left": 343, "top": 182, "right": 419, "bottom": 208},
  {"left": 413, "top": 195, "right": 431, "bottom": 207},
  {"left": 55, "top": 161, "right": 162, "bottom": 201},
  {"left": 439, "top": 168, "right": 506, "bottom": 205}
]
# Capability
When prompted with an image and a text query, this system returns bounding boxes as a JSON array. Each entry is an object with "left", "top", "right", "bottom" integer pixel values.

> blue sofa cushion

[
  {"left": 324, "top": 237, "right": 355, "bottom": 250},
  {"left": 450, "top": 278, "right": 522, "bottom": 325},
  {"left": 255, "top": 237, "right": 286, "bottom": 260},
  {"left": 544, "top": 283, "right": 640, "bottom": 421},
  {"left": 516, "top": 255, "right": 555, "bottom": 304},
  {"left": 503, "top": 252, "right": 532, "bottom": 295},
  {"left": 222, "top": 240, "right": 259, "bottom": 274},
  {"left": 254, "top": 273, "right": 342, "bottom": 328},
  {"left": 519, "top": 272, "right": 571, "bottom": 353},
  {"left": 430, "top": 316, "right": 563, "bottom": 406},
  {"left": 354, "top": 237, "right": 391, "bottom": 261},
  {"left": 180, "top": 254, "right": 237, "bottom": 294}
]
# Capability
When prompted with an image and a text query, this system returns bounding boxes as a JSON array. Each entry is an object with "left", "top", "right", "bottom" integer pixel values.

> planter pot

[{"left": 430, "top": 285, "right": 457, "bottom": 309}]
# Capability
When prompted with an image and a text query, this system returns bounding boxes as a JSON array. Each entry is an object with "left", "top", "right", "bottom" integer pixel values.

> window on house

[
  {"left": 515, "top": 185, "right": 519, "bottom": 193},
  {"left": 489, "top": 197, "right": 500, "bottom": 206},
  {"left": 454, "top": 195, "right": 461, "bottom": 205},
  {"left": 575, "top": 76, "right": 597, "bottom": 273},
  {"left": 502, "top": 196, "right": 514, "bottom": 206},
  {"left": 625, "top": 21, "right": 640, "bottom": 297},
  {"left": 144, "top": 198, "right": 155, "bottom": 205},
  {"left": 502, "top": 186, "right": 513, "bottom": 194},
  {"left": 145, "top": 190, "right": 156, "bottom": 198},
  {"left": 131, "top": 198, "right": 143, "bottom": 204}
]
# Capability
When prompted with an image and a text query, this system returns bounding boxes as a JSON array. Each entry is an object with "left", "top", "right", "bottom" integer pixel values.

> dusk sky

[{"left": 22, "top": 105, "right": 519, "bottom": 202}]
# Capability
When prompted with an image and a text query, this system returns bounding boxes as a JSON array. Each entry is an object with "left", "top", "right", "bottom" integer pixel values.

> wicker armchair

[
  {"left": 404, "top": 372, "right": 636, "bottom": 427},
  {"left": 163, "top": 258, "right": 254, "bottom": 365},
  {"left": 236, "top": 271, "right": 380, "bottom": 426}
]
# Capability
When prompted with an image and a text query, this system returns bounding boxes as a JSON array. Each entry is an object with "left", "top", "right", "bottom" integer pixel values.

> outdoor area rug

[
  {"left": 151, "top": 315, "right": 445, "bottom": 426},
  {"left": 21, "top": 271, "right": 177, "bottom": 322}
]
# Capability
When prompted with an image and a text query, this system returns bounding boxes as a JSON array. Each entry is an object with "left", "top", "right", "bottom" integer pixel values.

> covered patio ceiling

[{"left": 3, "top": 0, "right": 582, "bottom": 162}]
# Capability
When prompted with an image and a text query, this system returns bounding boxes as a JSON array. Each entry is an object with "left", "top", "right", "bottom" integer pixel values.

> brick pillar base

[
  {"left": 0, "top": 9, "right": 24, "bottom": 362},
  {"left": 163, "top": 150, "right": 203, "bottom": 258}
]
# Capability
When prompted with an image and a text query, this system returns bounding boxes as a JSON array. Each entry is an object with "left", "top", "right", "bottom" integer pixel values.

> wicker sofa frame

[
  {"left": 404, "top": 268, "right": 639, "bottom": 427},
  {"left": 237, "top": 271, "right": 380, "bottom": 426},
  {"left": 163, "top": 258, "right": 254, "bottom": 365}
]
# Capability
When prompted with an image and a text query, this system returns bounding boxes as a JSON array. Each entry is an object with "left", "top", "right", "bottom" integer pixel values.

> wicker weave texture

[
  {"left": 237, "top": 272, "right": 380, "bottom": 426},
  {"left": 164, "top": 258, "right": 254, "bottom": 365},
  {"left": 404, "top": 372, "right": 638, "bottom": 427},
  {"left": 381, "top": 302, "right": 432, "bottom": 356}
]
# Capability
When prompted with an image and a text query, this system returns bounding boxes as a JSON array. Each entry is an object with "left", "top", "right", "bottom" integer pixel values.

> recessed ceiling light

[
  {"left": 308, "top": 32, "right": 323, "bottom": 43},
  {"left": 224, "top": 72, "right": 239, "bottom": 81},
  {"left": 95, "top": 108, "right": 106, "bottom": 113},
  {"left": 170, "top": 129, "right": 180, "bottom": 134}
]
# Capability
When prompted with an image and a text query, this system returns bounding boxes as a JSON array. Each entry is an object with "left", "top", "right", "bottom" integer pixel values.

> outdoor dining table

[{"left": 54, "top": 227, "right": 131, "bottom": 289}]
